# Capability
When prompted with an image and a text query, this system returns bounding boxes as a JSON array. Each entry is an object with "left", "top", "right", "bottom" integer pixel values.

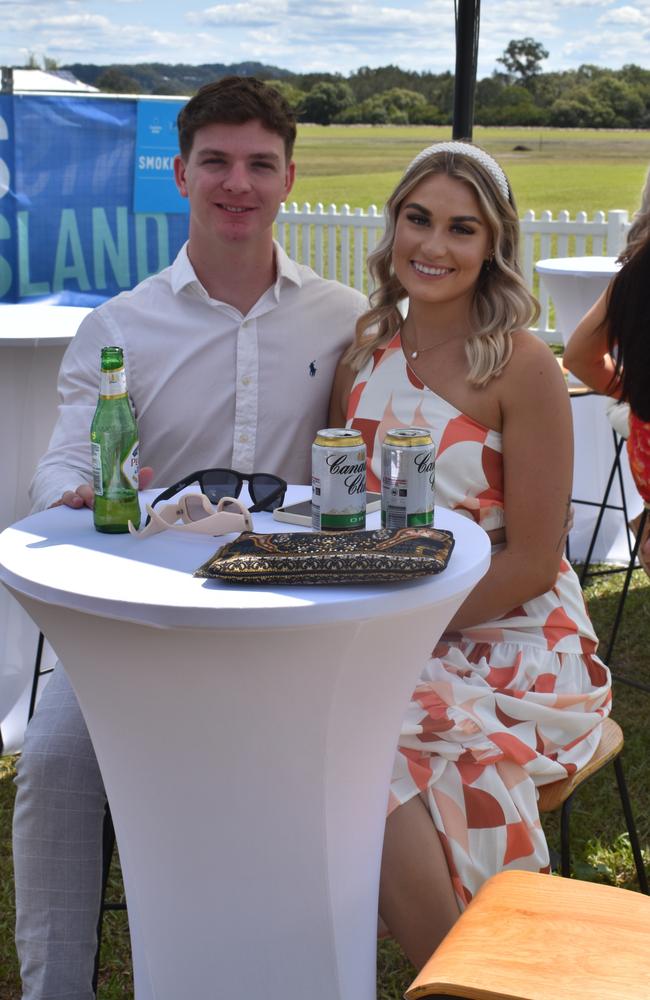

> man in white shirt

[{"left": 14, "top": 76, "right": 366, "bottom": 1000}]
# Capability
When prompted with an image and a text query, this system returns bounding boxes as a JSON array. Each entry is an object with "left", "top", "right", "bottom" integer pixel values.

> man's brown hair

[{"left": 177, "top": 76, "right": 297, "bottom": 161}]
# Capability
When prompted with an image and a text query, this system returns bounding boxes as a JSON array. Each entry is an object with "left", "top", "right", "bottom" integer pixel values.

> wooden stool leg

[{"left": 612, "top": 756, "right": 649, "bottom": 894}]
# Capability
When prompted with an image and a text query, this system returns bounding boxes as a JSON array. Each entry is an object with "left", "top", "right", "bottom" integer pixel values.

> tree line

[{"left": 57, "top": 40, "right": 650, "bottom": 129}]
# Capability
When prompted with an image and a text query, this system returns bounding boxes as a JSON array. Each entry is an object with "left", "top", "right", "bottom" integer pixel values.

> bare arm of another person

[
  {"left": 30, "top": 311, "right": 113, "bottom": 511},
  {"left": 32, "top": 309, "right": 153, "bottom": 511},
  {"left": 448, "top": 335, "right": 574, "bottom": 630},
  {"left": 563, "top": 287, "right": 622, "bottom": 397},
  {"left": 328, "top": 357, "right": 357, "bottom": 427}
]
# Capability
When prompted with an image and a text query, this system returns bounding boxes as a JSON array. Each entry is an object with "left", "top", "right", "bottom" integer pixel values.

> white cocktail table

[
  {"left": 0, "top": 488, "right": 490, "bottom": 1000},
  {"left": 535, "top": 258, "right": 640, "bottom": 563},
  {"left": 0, "top": 303, "right": 90, "bottom": 752},
  {"left": 535, "top": 256, "right": 620, "bottom": 346}
]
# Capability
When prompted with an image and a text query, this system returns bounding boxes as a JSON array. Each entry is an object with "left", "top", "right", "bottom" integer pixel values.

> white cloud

[
  {"left": 562, "top": 24, "right": 650, "bottom": 65},
  {"left": 551, "top": 0, "right": 613, "bottom": 6},
  {"left": 3, "top": 3, "right": 193, "bottom": 62},
  {"left": 188, "top": 0, "right": 446, "bottom": 33},
  {"left": 18, "top": 13, "right": 114, "bottom": 31},
  {"left": 1, "top": 0, "right": 649, "bottom": 76},
  {"left": 180, "top": 0, "right": 459, "bottom": 73},
  {"left": 186, "top": 1, "right": 287, "bottom": 27},
  {"left": 599, "top": 4, "right": 650, "bottom": 23}
]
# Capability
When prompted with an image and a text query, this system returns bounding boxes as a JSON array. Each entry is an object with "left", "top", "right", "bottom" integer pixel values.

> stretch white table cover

[
  {"left": 535, "top": 257, "right": 641, "bottom": 564},
  {"left": 0, "top": 488, "right": 490, "bottom": 1000},
  {"left": 536, "top": 256, "right": 620, "bottom": 346},
  {"left": 0, "top": 304, "right": 90, "bottom": 752}
]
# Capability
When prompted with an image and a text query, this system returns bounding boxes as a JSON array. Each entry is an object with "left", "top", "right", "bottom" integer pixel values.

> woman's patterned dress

[
  {"left": 628, "top": 412, "right": 650, "bottom": 505},
  {"left": 347, "top": 332, "right": 611, "bottom": 907}
]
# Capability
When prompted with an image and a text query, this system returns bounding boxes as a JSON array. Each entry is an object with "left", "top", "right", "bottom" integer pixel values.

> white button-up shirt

[{"left": 30, "top": 242, "right": 367, "bottom": 510}]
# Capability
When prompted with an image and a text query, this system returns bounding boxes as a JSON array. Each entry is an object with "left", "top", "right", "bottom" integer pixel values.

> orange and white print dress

[{"left": 347, "top": 332, "right": 611, "bottom": 908}]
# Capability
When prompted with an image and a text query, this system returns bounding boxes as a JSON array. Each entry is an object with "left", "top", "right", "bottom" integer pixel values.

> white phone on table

[{"left": 273, "top": 492, "right": 381, "bottom": 527}]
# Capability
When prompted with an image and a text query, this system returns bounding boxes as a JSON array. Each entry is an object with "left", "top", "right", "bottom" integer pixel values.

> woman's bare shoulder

[
  {"left": 508, "top": 329, "right": 563, "bottom": 373},
  {"left": 501, "top": 330, "right": 567, "bottom": 402},
  {"left": 510, "top": 328, "right": 558, "bottom": 360}
]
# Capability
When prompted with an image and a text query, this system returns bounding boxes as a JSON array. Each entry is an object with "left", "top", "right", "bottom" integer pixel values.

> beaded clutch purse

[{"left": 194, "top": 525, "right": 455, "bottom": 585}]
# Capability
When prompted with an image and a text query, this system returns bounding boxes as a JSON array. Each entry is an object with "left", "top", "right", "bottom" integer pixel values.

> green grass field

[{"left": 289, "top": 125, "right": 650, "bottom": 217}]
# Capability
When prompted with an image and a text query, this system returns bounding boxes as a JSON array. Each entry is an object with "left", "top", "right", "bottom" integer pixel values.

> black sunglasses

[{"left": 146, "top": 468, "right": 287, "bottom": 526}]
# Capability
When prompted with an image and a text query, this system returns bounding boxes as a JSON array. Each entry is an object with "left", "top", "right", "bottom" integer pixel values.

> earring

[{"left": 484, "top": 250, "right": 495, "bottom": 269}]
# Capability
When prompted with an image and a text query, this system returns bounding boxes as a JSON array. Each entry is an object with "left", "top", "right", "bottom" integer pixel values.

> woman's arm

[
  {"left": 448, "top": 334, "right": 574, "bottom": 630},
  {"left": 563, "top": 288, "right": 622, "bottom": 396},
  {"left": 328, "top": 358, "right": 357, "bottom": 426}
]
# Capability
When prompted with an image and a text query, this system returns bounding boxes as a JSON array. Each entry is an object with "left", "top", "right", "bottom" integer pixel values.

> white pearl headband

[{"left": 405, "top": 141, "right": 510, "bottom": 202}]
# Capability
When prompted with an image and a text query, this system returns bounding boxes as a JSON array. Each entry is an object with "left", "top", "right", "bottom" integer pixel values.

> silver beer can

[
  {"left": 312, "top": 428, "right": 366, "bottom": 531},
  {"left": 381, "top": 427, "right": 435, "bottom": 528}
]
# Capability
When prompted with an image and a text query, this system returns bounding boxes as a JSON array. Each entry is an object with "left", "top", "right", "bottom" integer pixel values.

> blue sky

[{"left": 2, "top": 0, "right": 650, "bottom": 77}]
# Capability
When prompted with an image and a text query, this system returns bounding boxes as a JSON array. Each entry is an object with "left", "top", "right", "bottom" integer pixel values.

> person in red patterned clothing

[
  {"left": 565, "top": 168, "right": 650, "bottom": 574},
  {"left": 329, "top": 142, "right": 611, "bottom": 969}
]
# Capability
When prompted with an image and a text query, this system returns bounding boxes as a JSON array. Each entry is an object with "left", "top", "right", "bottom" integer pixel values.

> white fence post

[
  {"left": 275, "top": 203, "right": 630, "bottom": 336},
  {"left": 590, "top": 211, "right": 606, "bottom": 255},
  {"left": 327, "top": 204, "right": 338, "bottom": 280},
  {"left": 340, "top": 204, "right": 351, "bottom": 287},
  {"left": 607, "top": 209, "right": 630, "bottom": 256}
]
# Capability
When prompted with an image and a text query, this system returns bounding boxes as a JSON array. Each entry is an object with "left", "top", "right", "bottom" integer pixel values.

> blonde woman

[{"left": 330, "top": 142, "right": 611, "bottom": 968}]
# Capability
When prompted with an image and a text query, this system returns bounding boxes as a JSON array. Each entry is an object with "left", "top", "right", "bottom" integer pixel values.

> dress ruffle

[{"left": 390, "top": 637, "right": 611, "bottom": 906}]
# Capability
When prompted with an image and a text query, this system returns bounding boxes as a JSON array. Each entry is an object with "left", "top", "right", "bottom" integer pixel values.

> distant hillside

[
  {"left": 60, "top": 60, "right": 650, "bottom": 129},
  {"left": 63, "top": 61, "right": 294, "bottom": 95}
]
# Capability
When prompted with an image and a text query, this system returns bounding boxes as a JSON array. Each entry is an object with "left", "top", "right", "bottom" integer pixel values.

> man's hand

[
  {"left": 139, "top": 466, "right": 154, "bottom": 491},
  {"left": 49, "top": 467, "right": 154, "bottom": 510},
  {"left": 51, "top": 485, "right": 94, "bottom": 510}
]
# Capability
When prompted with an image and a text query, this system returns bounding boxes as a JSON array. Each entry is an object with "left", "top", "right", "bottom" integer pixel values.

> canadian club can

[
  {"left": 312, "top": 428, "right": 366, "bottom": 531},
  {"left": 381, "top": 427, "right": 435, "bottom": 528}
]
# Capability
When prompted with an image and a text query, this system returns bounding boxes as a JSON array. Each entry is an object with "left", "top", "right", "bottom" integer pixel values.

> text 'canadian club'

[
  {"left": 312, "top": 428, "right": 366, "bottom": 531},
  {"left": 381, "top": 427, "right": 435, "bottom": 528}
]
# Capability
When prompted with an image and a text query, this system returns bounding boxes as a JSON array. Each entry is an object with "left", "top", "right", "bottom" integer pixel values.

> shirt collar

[
  {"left": 273, "top": 241, "right": 302, "bottom": 294},
  {"left": 170, "top": 243, "right": 204, "bottom": 296},
  {"left": 171, "top": 240, "right": 303, "bottom": 300}
]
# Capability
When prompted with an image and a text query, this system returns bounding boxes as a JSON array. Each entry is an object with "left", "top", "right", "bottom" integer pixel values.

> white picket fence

[{"left": 275, "top": 203, "right": 631, "bottom": 340}]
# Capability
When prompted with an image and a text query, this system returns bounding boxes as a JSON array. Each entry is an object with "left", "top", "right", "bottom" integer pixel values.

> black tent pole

[{"left": 452, "top": 0, "right": 480, "bottom": 140}]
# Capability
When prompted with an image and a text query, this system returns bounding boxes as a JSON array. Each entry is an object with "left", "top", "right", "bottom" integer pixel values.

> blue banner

[
  {"left": 0, "top": 95, "right": 190, "bottom": 305},
  {"left": 0, "top": 94, "right": 16, "bottom": 301},
  {"left": 134, "top": 100, "right": 188, "bottom": 214}
]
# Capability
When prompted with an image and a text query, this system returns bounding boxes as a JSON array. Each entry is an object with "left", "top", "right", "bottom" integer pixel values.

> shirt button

[
  {"left": 241, "top": 376, "right": 251, "bottom": 386},
  {"left": 242, "top": 320, "right": 250, "bottom": 329},
  {"left": 239, "top": 433, "right": 249, "bottom": 443}
]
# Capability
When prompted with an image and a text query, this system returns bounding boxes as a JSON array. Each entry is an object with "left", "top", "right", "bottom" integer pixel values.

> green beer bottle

[{"left": 91, "top": 346, "right": 140, "bottom": 533}]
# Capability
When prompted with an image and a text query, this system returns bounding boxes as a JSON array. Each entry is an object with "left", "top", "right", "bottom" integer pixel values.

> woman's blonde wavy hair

[{"left": 343, "top": 147, "right": 539, "bottom": 387}]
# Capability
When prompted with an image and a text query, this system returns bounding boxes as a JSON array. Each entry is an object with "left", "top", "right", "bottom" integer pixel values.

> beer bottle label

[
  {"left": 99, "top": 367, "right": 128, "bottom": 398},
  {"left": 91, "top": 442, "right": 103, "bottom": 496},
  {"left": 121, "top": 441, "right": 139, "bottom": 489}
]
